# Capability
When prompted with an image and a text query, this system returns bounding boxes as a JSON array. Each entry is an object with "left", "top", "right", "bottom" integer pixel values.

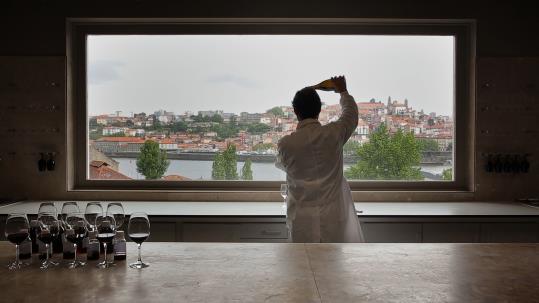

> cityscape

[{"left": 88, "top": 96, "right": 453, "bottom": 181}]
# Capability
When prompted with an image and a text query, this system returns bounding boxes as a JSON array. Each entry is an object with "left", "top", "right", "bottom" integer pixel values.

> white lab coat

[{"left": 276, "top": 92, "right": 365, "bottom": 243}]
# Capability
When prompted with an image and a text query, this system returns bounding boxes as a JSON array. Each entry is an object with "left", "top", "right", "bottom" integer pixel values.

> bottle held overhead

[{"left": 311, "top": 79, "right": 336, "bottom": 92}]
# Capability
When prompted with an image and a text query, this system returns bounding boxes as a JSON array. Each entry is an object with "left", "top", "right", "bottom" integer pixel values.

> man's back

[{"left": 277, "top": 89, "right": 363, "bottom": 243}]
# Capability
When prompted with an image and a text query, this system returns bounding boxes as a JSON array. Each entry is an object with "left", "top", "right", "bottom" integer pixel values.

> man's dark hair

[{"left": 292, "top": 87, "right": 322, "bottom": 120}]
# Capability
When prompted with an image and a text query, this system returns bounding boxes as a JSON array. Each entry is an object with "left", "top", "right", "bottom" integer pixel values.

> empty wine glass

[
  {"left": 37, "top": 212, "right": 60, "bottom": 270},
  {"left": 95, "top": 212, "right": 116, "bottom": 269},
  {"left": 128, "top": 212, "right": 150, "bottom": 269},
  {"left": 280, "top": 184, "right": 288, "bottom": 211},
  {"left": 5, "top": 213, "right": 30, "bottom": 270},
  {"left": 107, "top": 202, "right": 125, "bottom": 230},
  {"left": 65, "top": 212, "right": 87, "bottom": 268},
  {"left": 85, "top": 202, "right": 102, "bottom": 232},
  {"left": 38, "top": 202, "right": 57, "bottom": 216},
  {"left": 61, "top": 202, "right": 80, "bottom": 223}
]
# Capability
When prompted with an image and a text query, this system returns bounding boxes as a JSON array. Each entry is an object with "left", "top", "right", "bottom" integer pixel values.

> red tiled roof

[
  {"left": 357, "top": 102, "right": 385, "bottom": 109},
  {"left": 89, "top": 161, "right": 131, "bottom": 180},
  {"left": 159, "top": 138, "right": 175, "bottom": 144}
]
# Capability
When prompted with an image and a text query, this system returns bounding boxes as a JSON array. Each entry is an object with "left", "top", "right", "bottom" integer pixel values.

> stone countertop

[
  {"left": 0, "top": 242, "right": 538, "bottom": 302},
  {"left": 1, "top": 201, "right": 539, "bottom": 217}
]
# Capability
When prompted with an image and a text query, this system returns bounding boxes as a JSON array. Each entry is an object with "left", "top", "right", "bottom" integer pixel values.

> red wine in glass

[
  {"left": 7, "top": 232, "right": 29, "bottom": 245},
  {"left": 129, "top": 233, "right": 149, "bottom": 244},
  {"left": 5, "top": 213, "right": 30, "bottom": 270},
  {"left": 37, "top": 230, "right": 54, "bottom": 244},
  {"left": 97, "top": 226, "right": 115, "bottom": 244}
]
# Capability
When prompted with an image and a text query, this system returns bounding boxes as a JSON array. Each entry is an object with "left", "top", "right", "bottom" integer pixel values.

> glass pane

[{"left": 87, "top": 35, "right": 454, "bottom": 181}]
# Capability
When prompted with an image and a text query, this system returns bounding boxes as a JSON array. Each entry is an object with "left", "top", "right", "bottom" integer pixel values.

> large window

[{"left": 68, "top": 19, "right": 474, "bottom": 192}]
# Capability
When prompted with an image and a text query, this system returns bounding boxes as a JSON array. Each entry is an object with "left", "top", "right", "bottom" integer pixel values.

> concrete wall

[{"left": 1, "top": 1, "right": 538, "bottom": 202}]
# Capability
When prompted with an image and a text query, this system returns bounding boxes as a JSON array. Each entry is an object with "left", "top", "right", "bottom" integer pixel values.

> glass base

[
  {"left": 40, "top": 260, "right": 57, "bottom": 270},
  {"left": 7, "top": 260, "right": 25, "bottom": 270},
  {"left": 49, "top": 260, "right": 60, "bottom": 266},
  {"left": 67, "top": 260, "right": 87, "bottom": 269},
  {"left": 129, "top": 260, "right": 149, "bottom": 269},
  {"left": 96, "top": 260, "right": 113, "bottom": 269}
]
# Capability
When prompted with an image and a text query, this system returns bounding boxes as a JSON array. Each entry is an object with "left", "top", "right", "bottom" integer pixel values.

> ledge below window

[{"left": 1, "top": 201, "right": 538, "bottom": 217}]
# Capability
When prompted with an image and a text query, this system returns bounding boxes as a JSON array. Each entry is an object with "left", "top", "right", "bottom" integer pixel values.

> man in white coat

[{"left": 276, "top": 76, "right": 364, "bottom": 243}]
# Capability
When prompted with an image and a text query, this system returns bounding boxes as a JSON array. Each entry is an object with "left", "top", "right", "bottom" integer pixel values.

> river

[{"left": 113, "top": 158, "right": 451, "bottom": 181}]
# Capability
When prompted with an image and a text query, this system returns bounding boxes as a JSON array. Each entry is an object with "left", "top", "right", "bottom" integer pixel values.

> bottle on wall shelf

[
  {"left": 86, "top": 231, "right": 100, "bottom": 261},
  {"left": 113, "top": 231, "right": 127, "bottom": 261}
]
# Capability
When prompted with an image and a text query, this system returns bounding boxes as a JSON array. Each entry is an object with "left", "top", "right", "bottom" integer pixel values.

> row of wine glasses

[{"left": 5, "top": 202, "right": 150, "bottom": 271}]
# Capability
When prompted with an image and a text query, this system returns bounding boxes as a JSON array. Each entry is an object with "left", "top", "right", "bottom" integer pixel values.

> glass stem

[
  {"left": 15, "top": 244, "right": 19, "bottom": 266},
  {"left": 74, "top": 243, "right": 77, "bottom": 263},
  {"left": 138, "top": 244, "right": 142, "bottom": 262},
  {"left": 103, "top": 243, "right": 107, "bottom": 264}
]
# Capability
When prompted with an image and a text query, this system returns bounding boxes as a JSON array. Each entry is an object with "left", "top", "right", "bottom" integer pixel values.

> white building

[{"left": 102, "top": 126, "right": 127, "bottom": 136}]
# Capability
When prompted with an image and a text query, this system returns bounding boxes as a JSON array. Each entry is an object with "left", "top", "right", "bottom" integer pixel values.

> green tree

[
  {"left": 345, "top": 123, "right": 423, "bottom": 180},
  {"left": 104, "top": 132, "right": 126, "bottom": 137},
  {"left": 343, "top": 140, "right": 361, "bottom": 156},
  {"left": 148, "top": 119, "right": 163, "bottom": 131},
  {"left": 136, "top": 140, "right": 170, "bottom": 180},
  {"left": 266, "top": 106, "right": 284, "bottom": 116},
  {"left": 441, "top": 168, "right": 452, "bottom": 181},
  {"left": 223, "top": 144, "right": 239, "bottom": 180},
  {"left": 210, "top": 123, "right": 239, "bottom": 140},
  {"left": 171, "top": 121, "right": 188, "bottom": 133},
  {"left": 211, "top": 144, "right": 239, "bottom": 180},
  {"left": 252, "top": 143, "right": 275, "bottom": 152},
  {"left": 241, "top": 159, "right": 253, "bottom": 180},
  {"left": 247, "top": 123, "right": 271, "bottom": 135},
  {"left": 417, "top": 139, "right": 439, "bottom": 152},
  {"left": 210, "top": 114, "right": 224, "bottom": 123},
  {"left": 211, "top": 153, "right": 226, "bottom": 180}
]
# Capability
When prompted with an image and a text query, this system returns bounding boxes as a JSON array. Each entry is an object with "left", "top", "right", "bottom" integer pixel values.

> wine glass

[
  {"left": 85, "top": 202, "right": 102, "bottom": 231},
  {"left": 5, "top": 213, "right": 30, "bottom": 270},
  {"left": 95, "top": 212, "right": 116, "bottom": 269},
  {"left": 38, "top": 202, "right": 57, "bottom": 216},
  {"left": 107, "top": 202, "right": 125, "bottom": 230},
  {"left": 61, "top": 202, "right": 80, "bottom": 223},
  {"left": 65, "top": 212, "right": 87, "bottom": 268},
  {"left": 128, "top": 212, "right": 150, "bottom": 269},
  {"left": 280, "top": 184, "right": 288, "bottom": 211},
  {"left": 37, "top": 212, "right": 60, "bottom": 270},
  {"left": 38, "top": 204, "right": 60, "bottom": 266}
]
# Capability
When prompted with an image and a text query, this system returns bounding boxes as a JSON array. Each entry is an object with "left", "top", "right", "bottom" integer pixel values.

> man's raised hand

[{"left": 331, "top": 76, "right": 347, "bottom": 93}]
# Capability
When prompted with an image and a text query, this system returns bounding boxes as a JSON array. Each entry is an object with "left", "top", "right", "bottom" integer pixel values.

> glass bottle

[
  {"left": 311, "top": 79, "right": 336, "bottom": 92},
  {"left": 19, "top": 236, "right": 32, "bottom": 261},
  {"left": 29, "top": 220, "right": 39, "bottom": 254},
  {"left": 86, "top": 231, "right": 100, "bottom": 261},
  {"left": 52, "top": 214, "right": 64, "bottom": 254},
  {"left": 62, "top": 229, "right": 75, "bottom": 260},
  {"left": 38, "top": 238, "right": 48, "bottom": 261},
  {"left": 113, "top": 231, "right": 127, "bottom": 261}
]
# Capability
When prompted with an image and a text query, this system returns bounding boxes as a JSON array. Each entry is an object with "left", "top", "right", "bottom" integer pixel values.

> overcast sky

[{"left": 87, "top": 35, "right": 454, "bottom": 117}]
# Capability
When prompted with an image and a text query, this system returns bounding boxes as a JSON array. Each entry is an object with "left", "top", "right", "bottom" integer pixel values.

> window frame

[{"left": 66, "top": 18, "right": 475, "bottom": 193}]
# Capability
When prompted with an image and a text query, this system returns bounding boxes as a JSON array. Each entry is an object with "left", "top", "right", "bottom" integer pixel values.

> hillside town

[{"left": 90, "top": 96, "right": 453, "bottom": 162}]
